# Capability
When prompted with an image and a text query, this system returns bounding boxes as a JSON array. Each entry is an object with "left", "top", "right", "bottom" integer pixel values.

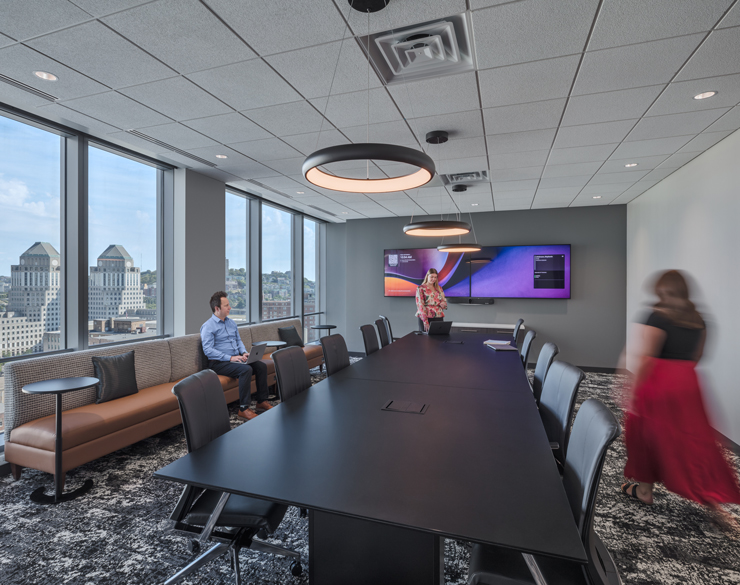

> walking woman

[
  {"left": 415, "top": 268, "right": 447, "bottom": 332},
  {"left": 621, "top": 270, "right": 740, "bottom": 528}
]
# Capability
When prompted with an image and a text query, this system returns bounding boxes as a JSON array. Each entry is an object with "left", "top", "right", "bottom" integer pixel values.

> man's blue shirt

[{"left": 200, "top": 314, "right": 247, "bottom": 362}]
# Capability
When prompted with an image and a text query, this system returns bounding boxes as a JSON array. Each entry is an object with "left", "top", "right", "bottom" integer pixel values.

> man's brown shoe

[
  {"left": 255, "top": 401, "right": 273, "bottom": 413},
  {"left": 238, "top": 408, "right": 257, "bottom": 421}
]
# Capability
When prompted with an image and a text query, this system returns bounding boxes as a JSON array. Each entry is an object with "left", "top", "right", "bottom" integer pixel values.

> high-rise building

[
  {"left": 1, "top": 242, "right": 61, "bottom": 357},
  {"left": 88, "top": 245, "right": 145, "bottom": 320}
]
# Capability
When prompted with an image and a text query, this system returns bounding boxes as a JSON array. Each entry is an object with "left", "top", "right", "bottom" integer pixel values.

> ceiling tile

[
  {"left": 535, "top": 187, "right": 581, "bottom": 199},
  {"left": 488, "top": 150, "right": 550, "bottom": 170},
  {"left": 548, "top": 144, "right": 618, "bottom": 165},
  {"left": 181, "top": 112, "right": 272, "bottom": 144},
  {"left": 346, "top": 0, "right": 467, "bottom": 35},
  {"left": 436, "top": 137, "right": 487, "bottom": 160},
  {"left": 600, "top": 154, "right": 669, "bottom": 173},
  {"left": 36, "top": 102, "right": 121, "bottom": 134},
  {"left": 281, "top": 130, "right": 350, "bottom": 155},
  {"left": 486, "top": 129, "right": 557, "bottom": 155},
  {"left": 101, "top": 0, "right": 255, "bottom": 74},
  {"left": 0, "top": 33, "right": 15, "bottom": 48},
  {"left": 610, "top": 181, "right": 660, "bottom": 204},
  {"left": 118, "top": 76, "right": 232, "bottom": 121},
  {"left": 266, "top": 40, "right": 383, "bottom": 100},
  {"left": 561, "top": 85, "right": 665, "bottom": 126},
  {"left": 436, "top": 156, "right": 489, "bottom": 175},
  {"left": 490, "top": 179, "right": 540, "bottom": 191},
  {"left": 538, "top": 175, "right": 591, "bottom": 189},
  {"left": 610, "top": 135, "right": 694, "bottom": 159},
  {"left": 312, "top": 88, "right": 402, "bottom": 129},
  {"left": 472, "top": 0, "right": 598, "bottom": 70},
  {"left": 131, "top": 122, "right": 218, "bottom": 150},
  {"left": 408, "top": 111, "right": 485, "bottom": 142},
  {"left": 228, "top": 137, "right": 302, "bottom": 162},
  {"left": 60, "top": 91, "right": 172, "bottom": 129},
  {"left": 676, "top": 130, "right": 733, "bottom": 152},
  {"left": 495, "top": 200, "right": 534, "bottom": 211},
  {"left": 483, "top": 99, "right": 566, "bottom": 135},
  {"left": 579, "top": 183, "right": 631, "bottom": 195},
  {"left": 66, "top": 0, "right": 153, "bottom": 17},
  {"left": 376, "top": 162, "right": 421, "bottom": 177},
  {"left": 388, "top": 73, "right": 481, "bottom": 118},
  {"left": 625, "top": 108, "right": 729, "bottom": 141},
  {"left": 542, "top": 161, "right": 603, "bottom": 177},
  {"left": 588, "top": 169, "right": 648, "bottom": 184},
  {"left": 639, "top": 167, "right": 680, "bottom": 183},
  {"left": 478, "top": 55, "right": 580, "bottom": 108},
  {"left": 676, "top": 26, "right": 740, "bottom": 81},
  {"left": 704, "top": 105, "right": 740, "bottom": 133},
  {"left": 0, "top": 44, "right": 108, "bottom": 100},
  {"left": 530, "top": 199, "right": 574, "bottom": 209},
  {"left": 26, "top": 21, "right": 176, "bottom": 88},
  {"left": 244, "top": 101, "right": 327, "bottom": 137},
  {"left": 341, "top": 121, "right": 417, "bottom": 145},
  {"left": 256, "top": 176, "right": 315, "bottom": 194},
  {"left": 554, "top": 119, "right": 636, "bottom": 148},
  {"left": 656, "top": 151, "right": 701, "bottom": 168},
  {"left": 0, "top": 0, "right": 90, "bottom": 41},
  {"left": 492, "top": 189, "right": 536, "bottom": 199},
  {"left": 573, "top": 34, "right": 704, "bottom": 95},
  {"left": 204, "top": 0, "right": 347, "bottom": 55},
  {"left": 588, "top": 0, "right": 732, "bottom": 51},
  {"left": 184, "top": 144, "right": 260, "bottom": 168},
  {"left": 489, "top": 167, "right": 544, "bottom": 182},
  {"left": 645, "top": 73, "right": 740, "bottom": 116},
  {"left": 186, "top": 59, "right": 301, "bottom": 111},
  {"left": 718, "top": 3, "right": 740, "bottom": 28},
  {"left": 106, "top": 129, "right": 171, "bottom": 154}
]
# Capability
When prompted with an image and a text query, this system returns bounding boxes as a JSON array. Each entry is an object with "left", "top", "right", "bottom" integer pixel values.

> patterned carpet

[{"left": 1, "top": 362, "right": 738, "bottom": 585}]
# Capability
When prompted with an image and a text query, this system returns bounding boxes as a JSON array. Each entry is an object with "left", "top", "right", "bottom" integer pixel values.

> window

[
  {"left": 87, "top": 145, "right": 159, "bottom": 345},
  {"left": 303, "top": 219, "right": 319, "bottom": 342},
  {"left": 261, "top": 205, "right": 293, "bottom": 321},
  {"left": 225, "top": 192, "right": 249, "bottom": 323},
  {"left": 0, "top": 114, "right": 63, "bottom": 431}
]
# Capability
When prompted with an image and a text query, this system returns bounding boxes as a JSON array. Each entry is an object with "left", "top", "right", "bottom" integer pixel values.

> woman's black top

[{"left": 643, "top": 310, "right": 704, "bottom": 361}]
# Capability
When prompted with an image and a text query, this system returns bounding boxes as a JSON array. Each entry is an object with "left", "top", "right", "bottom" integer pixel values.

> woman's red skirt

[{"left": 624, "top": 358, "right": 740, "bottom": 505}]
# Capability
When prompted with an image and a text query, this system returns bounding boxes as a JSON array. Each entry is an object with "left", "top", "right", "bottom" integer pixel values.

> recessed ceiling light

[
  {"left": 693, "top": 91, "right": 717, "bottom": 100},
  {"left": 592, "top": 196, "right": 602, "bottom": 199},
  {"left": 215, "top": 154, "right": 228, "bottom": 159},
  {"left": 341, "top": 212, "right": 348, "bottom": 214},
  {"left": 624, "top": 163, "right": 638, "bottom": 168},
  {"left": 33, "top": 71, "right": 57, "bottom": 81},
  {"left": 471, "top": 203, "right": 479, "bottom": 206},
  {"left": 296, "top": 191, "right": 304, "bottom": 194}
]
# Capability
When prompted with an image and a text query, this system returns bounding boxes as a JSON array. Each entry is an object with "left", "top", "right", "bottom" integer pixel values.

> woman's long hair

[
  {"left": 421, "top": 268, "right": 444, "bottom": 295},
  {"left": 653, "top": 270, "right": 704, "bottom": 329}
]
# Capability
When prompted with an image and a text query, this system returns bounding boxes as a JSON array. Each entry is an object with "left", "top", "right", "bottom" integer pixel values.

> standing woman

[
  {"left": 621, "top": 270, "right": 740, "bottom": 527},
  {"left": 416, "top": 268, "right": 448, "bottom": 332}
]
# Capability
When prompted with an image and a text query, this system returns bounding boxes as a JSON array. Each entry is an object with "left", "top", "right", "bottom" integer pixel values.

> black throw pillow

[
  {"left": 93, "top": 351, "right": 139, "bottom": 404},
  {"left": 278, "top": 326, "right": 304, "bottom": 348}
]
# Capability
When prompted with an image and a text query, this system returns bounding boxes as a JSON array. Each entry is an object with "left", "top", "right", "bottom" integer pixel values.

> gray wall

[
  {"left": 326, "top": 206, "right": 626, "bottom": 368},
  {"left": 627, "top": 129, "right": 740, "bottom": 444},
  {"left": 173, "top": 169, "right": 226, "bottom": 336}
]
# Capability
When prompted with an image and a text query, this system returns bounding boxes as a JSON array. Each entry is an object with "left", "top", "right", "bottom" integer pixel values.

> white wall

[{"left": 627, "top": 130, "right": 740, "bottom": 445}]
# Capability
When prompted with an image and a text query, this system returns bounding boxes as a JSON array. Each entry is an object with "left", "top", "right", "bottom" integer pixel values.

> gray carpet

[{"left": 1, "top": 363, "right": 738, "bottom": 584}]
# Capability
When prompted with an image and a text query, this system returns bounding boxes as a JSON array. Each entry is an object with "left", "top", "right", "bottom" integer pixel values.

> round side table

[
  {"left": 253, "top": 340, "right": 287, "bottom": 348},
  {"left": 310, "top": 324, "right": 337, "bottom": 341},
  {"left": 22, "top": 376, "right": 99, "bottom": 504}
]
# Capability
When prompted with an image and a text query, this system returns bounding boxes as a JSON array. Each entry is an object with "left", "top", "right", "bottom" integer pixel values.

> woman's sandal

[{"left": 621, "top": 482, "right": 652, "bottom": 504}]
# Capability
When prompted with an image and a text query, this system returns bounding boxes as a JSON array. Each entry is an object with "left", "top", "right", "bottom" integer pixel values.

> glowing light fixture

[
  {"left": 403, "top": 220, "right": 471, "bottom": 237},
  {"left": 624, "top": 163, "right": 638, "bottom": 167},
  {"left": 437, "top": 243, "right": 482, "bottom": 253},
  {"left": 593, "top": 195, "right": 602, "bottom": 199},
  {"left": 33, "top": 71, "right": 57, "bottom": 81},
  {"left": 693, "top": 91, "right": 717, "bottom": 100},
  {"left": 215, "top": 154, "right": 228, "bottom": 159}
]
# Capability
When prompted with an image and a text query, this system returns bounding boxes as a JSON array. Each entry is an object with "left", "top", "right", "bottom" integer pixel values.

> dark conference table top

[{"left": 155, "top": 332, "right": 586, "bottom": 562}]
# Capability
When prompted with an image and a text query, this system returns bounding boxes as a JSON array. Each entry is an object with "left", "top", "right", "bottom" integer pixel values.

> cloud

[{"left": 0, "top": 174, "right": 58, "bottom": 218}]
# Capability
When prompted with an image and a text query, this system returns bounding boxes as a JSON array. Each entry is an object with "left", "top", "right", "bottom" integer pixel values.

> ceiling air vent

[
  {"left": 360, "top": 13, "right": 475, "bottom": 85},
  {"left": 308, "top": 205, "right": 337, "bottom": 217},
  {"left": 126, "top": 130, "right": 217, "bottom": 167},
  {"left": 442, "top": 170, "right": 489, "bottom": 186},
  {"left": 245, "top": 179, "right": 294, "bottom": 199},
  {"left": 0, "top": 73, "right": 58, "bottom": 101}
]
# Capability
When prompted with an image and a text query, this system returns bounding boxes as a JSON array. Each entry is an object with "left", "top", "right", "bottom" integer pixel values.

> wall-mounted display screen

[{"left": 384, "top": 245, "right": 571, "bottom": 299}]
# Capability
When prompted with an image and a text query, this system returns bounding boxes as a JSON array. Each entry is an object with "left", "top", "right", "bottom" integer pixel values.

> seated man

[{"left": 200, "top": 291, "right": 271, "bottom": 421}]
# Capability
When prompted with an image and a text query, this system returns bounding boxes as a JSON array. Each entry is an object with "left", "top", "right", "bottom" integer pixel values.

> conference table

[{"left": 154, "top": 331, "right": 585, "bottom": 585}]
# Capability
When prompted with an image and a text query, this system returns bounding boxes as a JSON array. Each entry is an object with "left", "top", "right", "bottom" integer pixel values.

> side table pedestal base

[{"left": 30, "top": 479, "right": 94, "bottom": 505}]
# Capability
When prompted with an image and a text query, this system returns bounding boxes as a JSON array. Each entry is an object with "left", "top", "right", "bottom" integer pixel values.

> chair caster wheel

[
  {"left": 188, "top": 539, "right": 201, "bottom": 554},
  {"left": 290, "top": 561, "right": 303, "bottom": 576},
  {"left": 299, "top": 507, "right": 308, "bottom": 518}
]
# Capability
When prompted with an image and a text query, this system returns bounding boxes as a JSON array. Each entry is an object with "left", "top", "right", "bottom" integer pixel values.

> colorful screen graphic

[{"left": 384, "top": 245, "right": 571, "bottom": 299}]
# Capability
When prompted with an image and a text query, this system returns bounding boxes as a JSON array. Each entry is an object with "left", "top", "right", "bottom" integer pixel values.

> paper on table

[
  {"left": 485, "top": 344, "right": 519, "bottom": 351},
  {"left": 484, "top": 339, "right": 511, "bottom": 346}
]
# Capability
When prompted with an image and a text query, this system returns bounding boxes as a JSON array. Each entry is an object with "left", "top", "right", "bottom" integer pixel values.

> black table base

[
  {"left": 30, "top": 479, "right": 94, "bottom": 505},
  {"left": 309, "top": 510, "right": 442, "bottom": 585}
]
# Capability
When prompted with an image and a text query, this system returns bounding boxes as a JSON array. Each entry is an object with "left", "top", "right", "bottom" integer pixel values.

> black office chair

[
  {"left": 467, "top": 399, "right": 622, "bottom": 585},
  {"left": 360, "top": 324, "right": 380, "bottom": 356},
  {"left": 512, "top": 318, "right": 524, "bottom": 343},
  {"left": 539, "top": 360, "right": 585, "bottom": 471},
  {"left": 320, "top": 333, "right": 350, "bottom": 377},
  {"left": 531, "top": 342, "right": 559, "bottom": 406},
  {"left": 166, "top": 370, "right": 302, "bottom": 584},
  {"left": 375, "top": 318, "right": 391, "bottom": 347},
  {"left": 519, "top": 329, "right": 536, "bottom": 369},
  {"left": 379, "top": 315, "right": 399, "bottom": 341},
  {"left": 272, "top": 346, "right": 312, "bottom": 403}
]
